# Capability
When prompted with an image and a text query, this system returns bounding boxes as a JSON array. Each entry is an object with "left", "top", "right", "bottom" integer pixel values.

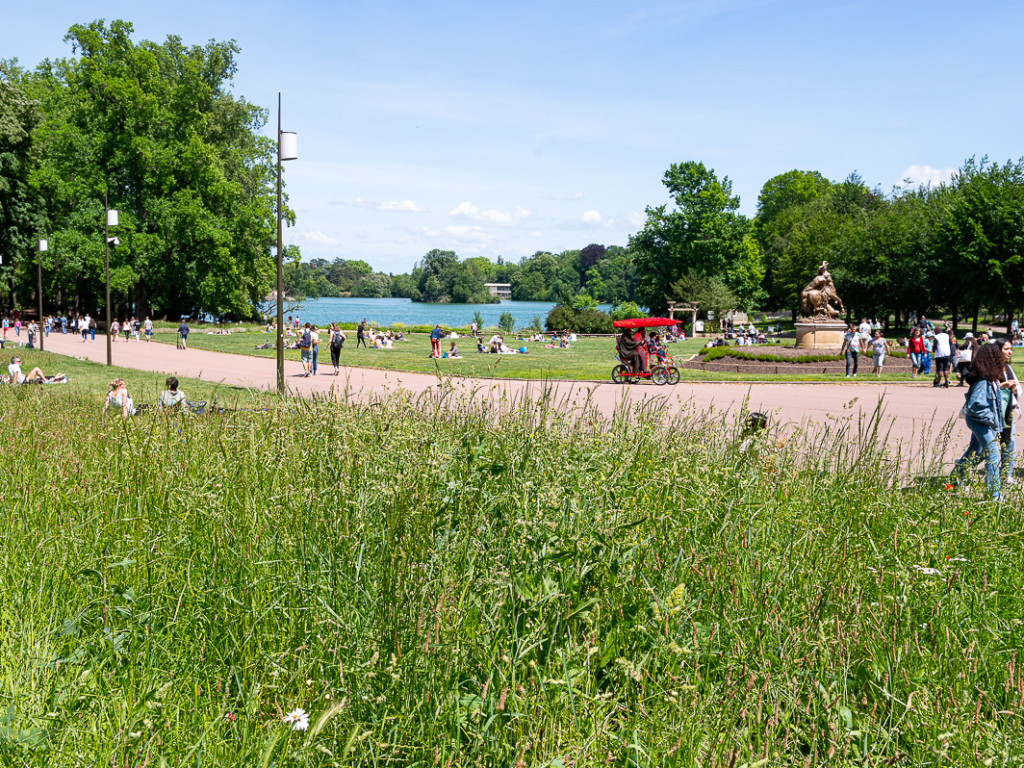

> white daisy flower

[{"left": 283, "top": 708, "right": 310, "bottom": 731}]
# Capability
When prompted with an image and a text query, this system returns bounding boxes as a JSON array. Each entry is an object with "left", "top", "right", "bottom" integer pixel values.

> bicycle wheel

[
  {"left": 666, "top": 366, "right": 681, "bottom": 385},
  {"left": 612, "top": 364, "right": 630, "bottom": 384},
  {"left": 651, "top": 366, "right": 668, "bottom": 385}
]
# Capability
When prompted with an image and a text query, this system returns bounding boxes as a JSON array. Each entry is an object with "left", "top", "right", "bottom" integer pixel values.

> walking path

[{"left": 42, "top": 331, "right": 969, "bottom": 465}]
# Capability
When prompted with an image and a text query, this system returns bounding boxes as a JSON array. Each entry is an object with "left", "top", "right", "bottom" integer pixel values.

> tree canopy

[{"left": 3, "top": 20, "right": 281, "bottom": 319}]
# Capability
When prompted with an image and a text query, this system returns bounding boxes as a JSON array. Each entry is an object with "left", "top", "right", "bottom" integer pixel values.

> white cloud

[
  {"left": 628, "top": 211, "right": 646, "bottom": 228},
  {"left": 329, "top": 198, "right": 425, "bottom": 212},
  {"left": 377, "top": 200, "right": 425, "bottom": 212},
  {"left": 898, "top": 165, "right": 956, "bottom": 190},
  {"left": 449, "top": 201, "right": 531, "bottom": 226},
  {"left": 444, "top": 225, "right": 489, "bottom": 243},
  {"left": 544, "top": 191, "right": 585, "bottom": 201},
  {"left": 582, "top": 210, "right": 614, "bottom": 228},
  {"left": 295, "top": 230, "right": 339, "bottom": 245}
]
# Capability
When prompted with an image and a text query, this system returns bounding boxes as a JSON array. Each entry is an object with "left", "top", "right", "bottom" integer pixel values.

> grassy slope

[
  {"left": 0, "top": 347, "right": 266, "bottom": 407},
  {"left": 1, "top": 387, "right": 1022, "bottom": 765}
]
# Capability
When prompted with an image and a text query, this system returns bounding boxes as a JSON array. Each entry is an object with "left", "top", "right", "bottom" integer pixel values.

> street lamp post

[
  {"left": 37, "top": 239, "right": 47, "bottom": 352},
  {"left": 276, "top": 92, "right": 298, "bottom": 395},
  {"left": 105, "top": 192, "right": 118, "bottom": 367}
]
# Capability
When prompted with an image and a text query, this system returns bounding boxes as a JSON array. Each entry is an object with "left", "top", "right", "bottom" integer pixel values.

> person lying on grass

[{"left": 6, "top": 355, "right": 67, "bottom": 384}]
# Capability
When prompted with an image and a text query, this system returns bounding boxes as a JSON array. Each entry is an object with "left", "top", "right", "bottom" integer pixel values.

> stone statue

[{"left": 800, "top": 261, "right": 845, "bottom": 320}]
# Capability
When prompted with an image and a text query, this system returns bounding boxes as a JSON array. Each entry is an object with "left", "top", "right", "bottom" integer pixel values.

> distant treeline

[{"left": 283, "top": 244, "right": 638, "bottom": 305}]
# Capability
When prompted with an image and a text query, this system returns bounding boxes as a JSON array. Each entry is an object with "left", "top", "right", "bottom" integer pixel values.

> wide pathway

[{"left": 42, "top": 331, "right": 969, "bottom": 466}]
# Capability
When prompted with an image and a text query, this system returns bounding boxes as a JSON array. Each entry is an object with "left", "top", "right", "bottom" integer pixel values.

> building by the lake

[{"left": 484, "top": 283, "right": 512, "bottom": 300}]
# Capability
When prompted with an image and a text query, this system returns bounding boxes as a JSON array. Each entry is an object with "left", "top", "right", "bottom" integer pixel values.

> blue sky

[{"left": 4, "top": 0, "right": 1023, "bottom": 274}]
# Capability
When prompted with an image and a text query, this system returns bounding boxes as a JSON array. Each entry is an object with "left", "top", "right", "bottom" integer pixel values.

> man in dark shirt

[{"left": 430, "top": 324, "right": 443, "bottom": 358}]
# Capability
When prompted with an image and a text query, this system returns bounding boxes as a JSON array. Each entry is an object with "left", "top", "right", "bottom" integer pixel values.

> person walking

[
  {"left": 89, "top": 316, "right": 97, "bottom": 341},
  {"left": 907, "top": 328, "right": 925, "bottom": 378},
  {"left": 329, "top": 323, "right": 346, "bottom": 375},
  {"left": 932, "top": 324, "right": 953, "bottom": 388},
  {"left": 870, "top": 330, "right": 891, "bottom": 377},
  {"left": 998, "top": 339, "right": 1021, "bottom": 486},
  {"left": 143, "top": 316, "right": 153, "bottom": 341},
  {"left": 952, "top": 342, "right": 1008, "bottom": 500},
  {"left": 356, "top": 319, "right": 367, "bottom": 349},
  {"left": 298, "top": 323, "right": 313, "bottom": 376},
  {"left": 177, "top": 319, "right": 190, "bottom": 349},
  {"left": 310, "top": 324, "right": 320, "bottom": 375},
  {"left": 840, "top": 324, "right": 861, "bottom": 377},
  {"left": 430, "top": 324, "right": 443, "bottom": 358},
  {"left": 955, "top": 332, "right": 974, "bottom": 385},
  {"left": 110, "top": 318, "right": 120, "bottom": 343}
]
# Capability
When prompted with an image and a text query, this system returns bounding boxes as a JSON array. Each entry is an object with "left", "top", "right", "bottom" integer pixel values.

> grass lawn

[
  {"left": 0, "top": 347, "right": 266, "bottom": 407},
  {"left": 1, "top": 382, "right": 1021, "bottom": 764},
  {"left": 144, "top": 327, "right": 985, "bottom": 383}
]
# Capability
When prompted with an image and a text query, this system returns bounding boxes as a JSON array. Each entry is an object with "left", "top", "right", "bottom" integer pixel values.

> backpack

[
  {"left": 330, "top": 331, "right": 343, "bottom": 350},
  {"left": 300, "top": 329, "right": 312, "bottom": 348}
]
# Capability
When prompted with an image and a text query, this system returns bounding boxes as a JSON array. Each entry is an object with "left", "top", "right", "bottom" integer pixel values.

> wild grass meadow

[{"left": 1, "top": 383, "right": 1022, "bottom": 766}]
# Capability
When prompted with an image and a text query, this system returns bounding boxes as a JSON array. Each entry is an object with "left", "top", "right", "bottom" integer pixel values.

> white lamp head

[
  {"left": 38, "top": 240, "right": 48, "bottom": 252},
  {"left": 106, "top": 209, "right": 119, "bottom": 227},
  {"left": 280, "top": 131, "right": 297, "bottom": 161}
]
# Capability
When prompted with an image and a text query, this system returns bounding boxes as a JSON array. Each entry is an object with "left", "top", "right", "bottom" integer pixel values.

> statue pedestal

[{"left": 795, "top": 321, "right": 846, "bottom": 349}]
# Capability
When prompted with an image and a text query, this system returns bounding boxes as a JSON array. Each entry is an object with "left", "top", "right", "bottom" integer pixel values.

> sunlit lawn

[{"left": 143, "top": 327, "right": 959, "bottom": 382}]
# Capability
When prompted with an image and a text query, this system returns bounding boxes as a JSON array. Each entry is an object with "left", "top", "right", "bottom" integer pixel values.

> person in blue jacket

[
  {"left": 430, "top": 324, "right": 443, "bottom": 358},
  {"left": 953, "top": 342, "right": 1009, "bottom": 499}
]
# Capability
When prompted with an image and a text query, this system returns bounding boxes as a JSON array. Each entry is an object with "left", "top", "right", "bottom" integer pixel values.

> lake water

[{"left": 270, "top": 297, "right": 610, "bottom": 328}]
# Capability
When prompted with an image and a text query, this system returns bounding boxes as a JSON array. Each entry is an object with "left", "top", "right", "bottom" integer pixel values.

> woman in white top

[
  {"left": 103, "top": 378, "right": 135, "bottom": 417},
  {"left": 870, "top": 331, "right": 891, "bottom": 377}
]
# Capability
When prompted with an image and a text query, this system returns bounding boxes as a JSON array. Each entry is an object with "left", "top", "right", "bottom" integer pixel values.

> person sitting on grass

[
  {"left": 103, "top": 378, "right": 135, "bottom": 418},
  {"left": 7, "top": 355, "right": 66, "bottom": 384},
  {"left": 158, "top": 376, "right": 186, "bottom": 409},
  {"left": 477, "top": 338, "right": 487, "bottom": 353},
  {"left": 448, "top": 341, "right": 460, "bottom": 358}
]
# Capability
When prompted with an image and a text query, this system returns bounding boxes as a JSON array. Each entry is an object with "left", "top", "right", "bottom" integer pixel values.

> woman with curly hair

[{"left": 953, "top": 342, "right": 1009, "bottom": 499}]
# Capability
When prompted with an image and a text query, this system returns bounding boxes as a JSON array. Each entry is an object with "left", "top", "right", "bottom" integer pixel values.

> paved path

[{"left": 41, "top": 331, "right": 969, "bottom": 466}]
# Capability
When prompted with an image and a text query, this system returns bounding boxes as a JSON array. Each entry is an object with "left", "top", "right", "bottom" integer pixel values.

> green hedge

[
  {"left": 702, "top": 348, "right": 840, "bottom": 364},
  {"left": 702, "top": 343, "right": 908, "bottom": 364}
]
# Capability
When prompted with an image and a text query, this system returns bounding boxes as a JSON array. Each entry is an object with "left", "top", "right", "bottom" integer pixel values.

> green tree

[
  {"left": 0, "top": 63, "right": 41, "bottom": 305},
  {"left": 498, "top": 311, "right": 515, "bottom": 335},
  {"left": 935, "top": 156, "right": 1024, "bottom": 329},
  {"left": 630, "top": 161, "right": 759, "bottom": 313},
  {"left": 754, "top": 170, "right": 833, "bottom": 308},
  {"left": 352, "top": 272, "right": 392, "bottom": 298},
  {"left": 22, "top": 20, "right": 278, "bottom": 319}
]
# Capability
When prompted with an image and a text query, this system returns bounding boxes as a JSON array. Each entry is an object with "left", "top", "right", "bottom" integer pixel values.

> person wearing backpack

[
  {"left": 298, "top": 322, "right": 313, "bottom": 376},
  {"left": 329, "top": 323, "right": 346, "bottom": 375}
]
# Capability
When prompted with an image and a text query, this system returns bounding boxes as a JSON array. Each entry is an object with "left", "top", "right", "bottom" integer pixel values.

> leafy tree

[
  {"left": 570, "top": 293, "right": 599, "bottom": 312},
  {"left": 670, "top": 271, "right": 738, "bottom": 324},
  {"left": 498, "top": 311, "right": 515, "bottom": 334},
  {"left": 21, "top": 20, "right": 278, "bottom": 319},
  {"left": 0, "top": 63, "right": 41, "bottom": 304},
  {"left": 630, "top": 161, "right": 759, "bottom": 313},
  {"left": 579, "top": 243, "right": 606, "bottom": 270},
  {"left": 352, "top": 272, "right": 392, "bottom": 298},
  {"left": 754, "top": 170, "right": 833, "bottom": 308},
  {"left": 610, "top": 301, "right": 646, "bottom": 322}
]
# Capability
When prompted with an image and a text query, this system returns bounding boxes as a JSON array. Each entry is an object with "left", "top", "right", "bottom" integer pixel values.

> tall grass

[{"left": 0, "top": 385, "right": 1021, "bottom": 766}]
